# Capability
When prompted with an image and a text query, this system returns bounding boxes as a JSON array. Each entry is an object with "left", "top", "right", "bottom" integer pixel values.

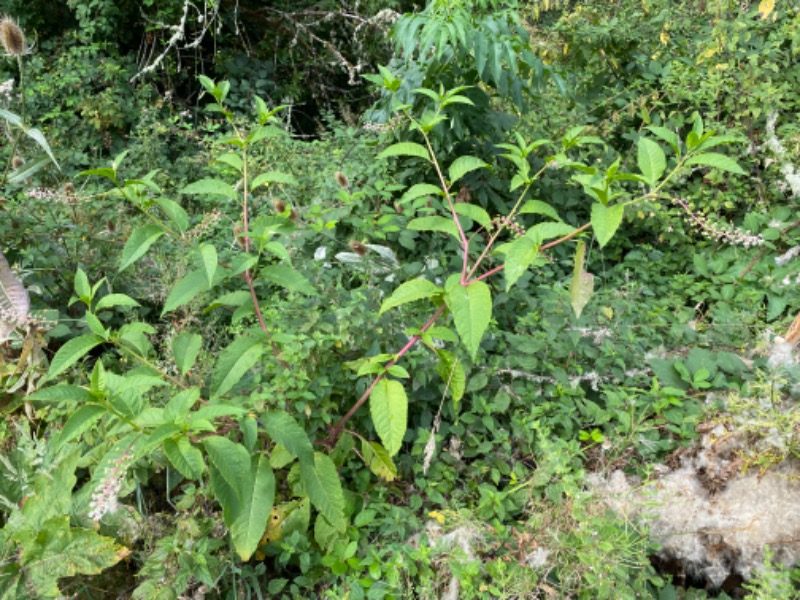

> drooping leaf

[
  {"left": 197, "top": 244, "right": 218, "bottom": 287},
  {"left": 435, "top": 350, "right": 465, "bottom": 403},
  {"left": 119, "top": 224, "right": 165, "bottom": 272},
  {"left": 369, "top": 378, "right": 408, "bottom": 456},
  {"left": 261, "top": 410, "right": 314, "bottom": 464},
  {"left": 519, "top": 200, "right": 561, "bottom": 221},
  {"left": 408, "top": 216, "right": 461, "bottom": 241},
  {"left": 361, "top": 440, "right": 398, "bottom": 482},
  {"left": 591, "top": 203, "right": 624, "bottom": 248},
  {"left": 300, "top": 453, "right": 346, "bottom": 532},
  {"left": 400, "top": 183, "right": 443, "bottom": 203},
  {"left": 379, "top": 279, "right": 443, "bottom": 315},
  {"left": 229, "top": 455, "right": 275, "bottom": 561},
  {"left": 153, "top": 198, "right": 190, "bottom": 232},
  {"left": 163, "top": 436, "right": 205, "bottom": 480},
  {"left": 209, "top": 335, "right": 265, "bottom": 399},
  {"left": 569, "top": 241, "right": 594, "bottom": 318},
  {"left": 454, "top": 204, "right": 491, "bottom": 228},
  {"left": 444, "top": 275, "right": 492, "bottom": 360},
  {"left": 503, "top": 235, "right": 539, "bottom": 291}
]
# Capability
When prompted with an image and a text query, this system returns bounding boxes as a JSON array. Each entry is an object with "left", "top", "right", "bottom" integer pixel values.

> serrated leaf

[
  {"left": 172, "top": 332, "right": 202, "bottom": 376},
  {"left": 261, "top": 410, "right": 314, "bottom": 464},
  {"left": 163, "top": 436, "right": 205, "bottom": 480},
  {"left": 444, "top": 275, "right": 491, "bottom": 360},
  {"left": 203, "top": 436, "right": 251, "bottom": 498},
  {"left": 229, "top": 455, "right": 275, "bottom": 561},
  {"left": 161, "top": 270, "right": 210, "bottom": 316},
  {"left": 377, "top": 142, "right": 430, "bottom": 161},
  {"left": 153, "top": 198, "right": 189, "bottom": 233},
  {"left": 27, "top": 385, "right": 92, "bottom": 403},
  {"left": 181, "top": 178, "right": 238, "bottom": 200},
  {"left": 408, "top": 216, "right": 460, "bottom": 240},
  {"left": 454, "top": 203, "right": 491, "bottom": 228},
  {"left": 45, "top": 334, "right": 104, "bottom": 381},
  {"left": 57, "top": 404, "right": 105, "bottom": 448},
  {"left": 119, "top": 224, "right": 165, "bottom": 272},
  {"left": 684, "top": 153, "right": 745, "bottom": 175},
  {"left": 300, "top": 453, "right": 346, "bottom": 532},
  {"left": 646, "top": 126, "right": 680, "bottom": 154},
  {"left": 637, "top": 137, "right": 666, "bottom": 185},
  {"left": 369, "top": 379, "right": 408, "bottom": 456},
  {"left": 379, "top": 278, "right": 442, "bottom": 315},
  {"left": 504, "top": 235, "right": 539, "bottom": 291},
  {"left": 591, "top": 203, "right": 624, "bottom": 248},
  {"left": 210, "top": 335, "right": 265, "bottom": 399},
  {"left": 448, "top": 156, "right": 487, "bottom": 184},
  {"left": 197, "top": 244, "right": 218, "bottom": 287},
  {"left": 164, "top": 387, "right": 201, "bottom": 421},
  {"left": 261, "top": 265, "right": 316, "bottom": 296}
]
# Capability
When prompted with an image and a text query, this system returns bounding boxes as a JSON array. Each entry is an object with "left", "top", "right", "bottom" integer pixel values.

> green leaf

[
  {"left": 591, "top": 203, "right": 624, "bottom": 248},
  {"left": 181, "top": 178, "right": 238, "bottom": 200},
  {"left": 377, "top": 142, "right": 430, "bottom": 161},
  {"left": 570, "top": 241, "right": 594, "bottom": 318},
  {"left": 153, "top": 198, "right": 189, "bottom": 232},
  {"left": 210, "top": 336, "right": 265, "bottom": 399},
  {"left": 408, "top": 216, "right": 460, "bottom": 240},
  {"left": 519, "top": 200, "right": 560, "bottom": 221},
  {"left": 435, "top": 350, "right": 465, "bottom": 403},
  {"left": 684, "top": 153, "right": 745, "bottom": 175},
  {"left": 646, "top": 126, "right": 680, "bottom": 154},
  {"left": 448, "top": 156, "right": 487, "bottom": 184},
  {"left": 119, "top": 224, "right": 165, "bottom": 272},
  {"left": 45, "top": 334, "right": 104, "bottom": 381},
  {"left": 251, "top": 171, "right": 298, "bottom": 190},
  {"left": 261, "top": 410, "right": 314, "bottom": 464},
  {"left": 400, "top": 183, "right": 443, "bottom": 203},
  {"left": 94, "top": 294, "right": 140, "bottom": 312},
  {"left": 229, "top": 455, "right": 275, "bottom": 561},
  {"left": 369, "top": 379, "right": 408, "bottom": 457},
  {"left": 379, "top": 279, "right": 443, "bottom": 315},
  {"left": 300, "top": 453, "right": 346, "bottom": 532},
  {"left": 161, "top": 270, "right": 210, "bottom": 316},
  {"left": 637, "top": 137, "right": 666, "bottom": 185},
  {"left": 454, "top": 204, "right": 491, "bottom": 228},
  {"left": 261, "top": 265, "right": 316, "bottom": 296},
  {"left": 24, "top": 126, "right": 59, "bottom": 170},
  {"left": 172, "top": 332, "right": 202, "bottom": 376},
  {"left": 444, "top": 275, "right": 492, "bottom": 360},
  {"left": 8, "top": 155, "right": 51, "bottom": 184},
  {"left": 197, "top": 244, "right": 218, "bottom": 287},
  {"left": 503, "top": 235, "right": 539, "bottom": 291},
  {"left": 203, "top": 436, "right": 251, "bottom": 498},
  {"left": 57, "top": 404, "right": 105, "bottom": 448},
  {"left": 361, "top": 440, "right": 397, "bottom": 482},
  {"left": 163, "top": 436, "right": 205, "bottom": 480},
  {"left": 164, "top": 387, "right": 201, "bottom": 420},
  {"left": 526, "top": 222, "right": 576, "bottom": 244},
  {"left": 27, "top": 385, "right": 92, "bottom": 403}
]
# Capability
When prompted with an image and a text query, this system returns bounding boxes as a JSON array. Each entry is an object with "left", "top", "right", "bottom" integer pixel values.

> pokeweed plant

[
  {"left": 322, "top": 70, "right": 749, "bottom": 456},
  {"left": 22, "top": 73, "right": 746, "bottom": 596}
]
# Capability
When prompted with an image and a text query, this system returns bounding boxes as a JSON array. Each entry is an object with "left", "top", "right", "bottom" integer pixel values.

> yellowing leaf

[
  {"left": 758, "top": 0, "right": 775, "bottom": 19},
  {"left": 659, "top": 30, "right": 670, "bottom": 46}
]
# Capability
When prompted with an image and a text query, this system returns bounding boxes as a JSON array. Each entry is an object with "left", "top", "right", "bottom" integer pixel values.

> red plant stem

[{"left": 325, "top": 304, "right": 447, "bottom": 446}]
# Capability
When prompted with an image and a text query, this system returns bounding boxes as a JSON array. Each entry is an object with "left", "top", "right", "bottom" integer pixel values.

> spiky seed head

[
  {"left": 334, "top": 171, "right": 349, "bottom": 188},
  {"left": 62, "top": 182, "right": 75, "bottom": 194},
  {"left": 273, "top": 199, "right": 286, "bottom": 213},
  {"left": 348, "top": 240, "right": 368, "bottom": 256},
  {"left": 11, "top": 155, "right": 23, "bottom": 169},
  {"left": 0, "top": 16, "right": 25, "bottom": 57}
]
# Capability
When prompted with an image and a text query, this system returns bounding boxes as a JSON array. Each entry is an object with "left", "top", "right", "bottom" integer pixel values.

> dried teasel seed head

[
  {"left": 0, "top": 16, "right": 26, "bottom": 57},
  {"left": 62, "top": 182, "right": 75, "bottom": 194},
  {"left": 11, "top": 155, "right": 23, "bottom": 169},
  {"left": 273, "top": 199, "right": 286, "bottom": 213},
  {"left": 348, "top": 240, "right": 368, "bottom": 256},
  {"left": 334, "top": 171, "right": 349, "bottom": 189},
  {"left": 233, "top": 224, "right": 247, "bottom": 248}
]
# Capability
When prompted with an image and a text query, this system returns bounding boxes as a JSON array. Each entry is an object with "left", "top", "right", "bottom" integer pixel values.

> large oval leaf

[
  {"left": 229, "top": 455, "right": 275, "bottom": 561},
  {"left": 444, "top": 275, "right": 492, "bottom": 360},
  {"left": 369, "top": 378, "right": 408, "bottom": 456},
  {"left": 46, "top": 334, "right": 104, "bottom": 381},
  {"left": 210, "top": 335, "right": 265, "bottom": 399},
  {"left": 300, "top": 453, "right": 346, "bottom": 532},
  {"left": 261, "top": 410, "right": 314, "bottom": 463}
]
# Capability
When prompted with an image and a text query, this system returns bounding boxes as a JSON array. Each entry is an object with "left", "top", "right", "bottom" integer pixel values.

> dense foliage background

[{"left": 0, "top": 0, "right": 798, "bottom": 598}]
